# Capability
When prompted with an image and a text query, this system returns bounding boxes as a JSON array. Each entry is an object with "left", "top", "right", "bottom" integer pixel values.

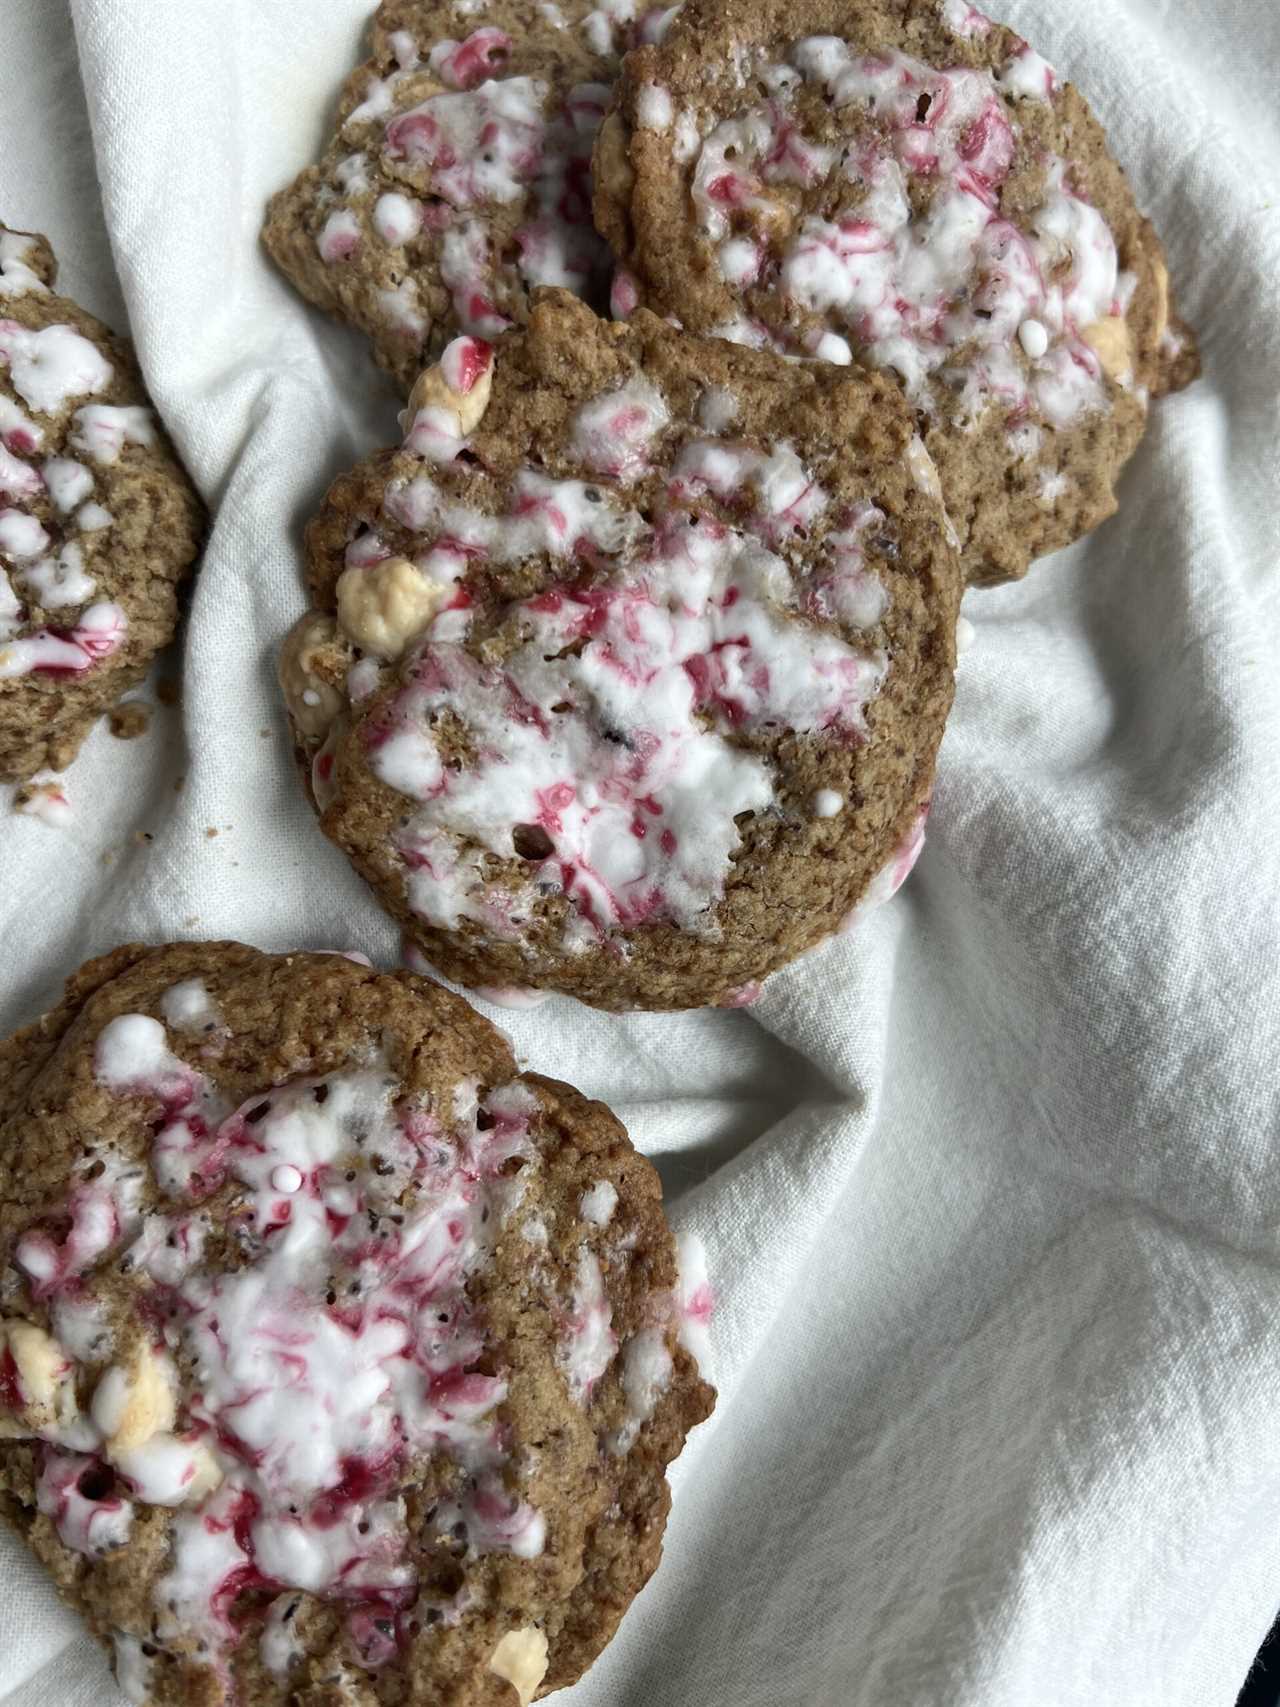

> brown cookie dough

[
  {"left": 0, "top": 941, "right": 713, "bottom": 1705},
  {"left": 281, "top": 287, "right": 959, "bottom": 1011},
  {"left": 262, "top": 0, "right": 678, "bottom": 393},
  {"left": 594, "top": 0, "right": 1199, "bottom": 585},
  {"left": 0, "top": 226, "right": 204, "bottom": 782}
]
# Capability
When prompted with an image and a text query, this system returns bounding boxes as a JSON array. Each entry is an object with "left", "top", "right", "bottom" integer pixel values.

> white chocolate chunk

[
  {"left": 93, "top": 1346, "right": 176, "bottom": 1455},
  {"left": 1152, "top": 257, "right": 1170, "bottom": 345},
  {"left": 1082, "top": 316, "right": 1132, "bottom": 379},
  {"left": 0, "top": 1320, "right": 76, "bottom": 1435},
  {"left": 336, "top": 557, "right": 446, "bottom": 660},
  {"left": 405, "top": 341, "right": 494, "bottom": 436},
  {"left": 489, "top": 1627, "right": 549, "bottom": 1705},
  {"left": 279, "top": 612, "right": 348, "bottom": 738}
]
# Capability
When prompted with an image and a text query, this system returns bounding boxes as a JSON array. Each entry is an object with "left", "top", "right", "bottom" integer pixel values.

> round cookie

[
  {"left": 594, "top": 0, "right": 1200, "bottom": 585},
  {"left": 262, "top": 0, "right": 681, "bottom": 393},
  {"left": 281, "top": 287, "right": 959, "bottom": 1011},
  {"left": 0, "top": 941, "right": 713, "bottom": 1705},
  {"left": 0, "top": 226, "right": 204, "bottom": 782}
]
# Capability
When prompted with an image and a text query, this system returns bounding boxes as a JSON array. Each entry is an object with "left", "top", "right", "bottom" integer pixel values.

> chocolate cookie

[
  {"left": 0, "top": 226, "right": 204, "bottom": 782},
  {"left": 594, "top": 0, "right": 1199, "bottom": 585},
  {"left": 280, "top": 288, "right": 959, "bottom": 1011},
  {"left": 0, "top": 941, "right": 713, "bottom": 1704},
  {"left": 262, "top": 0, "right": 678, "bottom": 393}
]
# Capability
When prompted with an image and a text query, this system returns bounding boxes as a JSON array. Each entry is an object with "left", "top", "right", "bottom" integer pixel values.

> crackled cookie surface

[
  {"left": 262, "top": 0, "right": 680, "bottom": 392},
  {"left": 0, "top": 226, "right": 204, "bottom": 782},
  {"left": 282, "top": 289, "right": 958, "bottom": 1010},
  {"left": 0, "top": 942, "right": 713, "bottom": 1705},
  {"left": 595, "top": 0, "right": 1199, "bottom": 585}
]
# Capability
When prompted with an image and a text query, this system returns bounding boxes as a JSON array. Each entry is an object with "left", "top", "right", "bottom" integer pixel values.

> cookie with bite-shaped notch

[
  {"left": 0, "top": 940, "right": 713, "bottom": 1705},
  {"left": 280, "top": 287, "right": 959, "bottom": 1011},
  {"left": 261, "top": 0, "right": 681, "bottom": 393},
  {"left": 594, "top": 0, "right": 1199, "bottom": 586},
  {"left": 0, "top": 224, "right": 204, "bottom": 782}
]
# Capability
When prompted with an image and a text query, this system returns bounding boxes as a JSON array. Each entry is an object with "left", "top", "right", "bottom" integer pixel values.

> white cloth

[{"left": 2, "top": 2, "right": 1278, "bottom": 1703}]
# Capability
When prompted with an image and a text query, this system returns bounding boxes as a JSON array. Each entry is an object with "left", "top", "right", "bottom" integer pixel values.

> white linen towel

[{"left": 1, "top": 1, "right": 1278, "bottom": 1702}]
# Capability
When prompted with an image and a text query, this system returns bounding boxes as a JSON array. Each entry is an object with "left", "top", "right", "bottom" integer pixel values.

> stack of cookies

[
  {"left": 264, "top": 0, "right": 1197, "bottom": 1013},
  {"left": 0, "top": 1, "right": 1196, "bottom": 1702}
]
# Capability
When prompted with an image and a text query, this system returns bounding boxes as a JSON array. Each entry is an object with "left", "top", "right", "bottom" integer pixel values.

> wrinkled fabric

[{"left": 1, "top": 2, "right": 1278, "bottom": 1703}]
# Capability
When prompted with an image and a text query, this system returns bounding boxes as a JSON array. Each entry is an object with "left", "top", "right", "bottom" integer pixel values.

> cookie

[
  {"left": 262, "top": 0, "right": 678, "bottom": 393},
  {"left": 280, "top": 287, "right": 959, "bottom": 1011},
  {"left": 0, "top": 226, "right": 205, "bottom": 782},
  {"left": 0, "top": 941, "right": 713, "bottom": 1705},
  {"left": 594, "top": 0, "right": 1200, "bottom": 586}
]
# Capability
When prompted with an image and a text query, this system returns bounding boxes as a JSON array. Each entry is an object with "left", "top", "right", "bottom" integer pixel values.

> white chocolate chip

[
  {"left": 336, "top": 557, "right": 446, "bottom": 661},
  {"left": 93, "top": 1346, "right": 176, "bottom": 1455},
  {"left": 489, "top": 1628, "right": 549, "bottom": 1705},
  {"left": 405, "top": 347, "right": 493, "bottom": 435},
  {"left": 1081, "top": 315, "right": 1132, "bottom": 380},
  {"left": 279, "top": 612, "right": 348, "bottom": 739}
]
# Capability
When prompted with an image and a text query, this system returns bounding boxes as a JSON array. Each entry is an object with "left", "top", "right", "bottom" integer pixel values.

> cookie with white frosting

[
  {"left": 594, "top": 0, "right": 1199, "bottom": 585},
  {"left": 0, "top": 940, "right": 713, "bottom": 1705},
  {"left": 262, "top": 0, "right": 680, "bottom": 393},
  {"left": 281, "top": 288, "right": 959, "bottom": 1010},
  {"left": 0, "top": 225, "right": 204, "bottom": 781}
]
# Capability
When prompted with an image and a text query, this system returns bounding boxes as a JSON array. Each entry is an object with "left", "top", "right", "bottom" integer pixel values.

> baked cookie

[
  {"left": 280, "top": 288, "right": 959, "bottom": 1011},
  {"left": 262, "top": 0, "right": 679, "bottom": 393},
  {"left": 0, "top": 226, "right": 204, "bottom": 783},
  {"left": 0, "top": 941, "right": 713, "bottom": 1705},
  {"left": 594, "top": 0, "right": 1199, "bottom": 585}
]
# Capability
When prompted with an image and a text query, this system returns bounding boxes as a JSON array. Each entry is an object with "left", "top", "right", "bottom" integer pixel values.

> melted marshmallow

[
  {"left": 159, "top": 978, "right": 226, "bottom": 1035},
  {"left": 327, "top": 39, "right": 612, "bottom": 346},
  {"left": 71, "top": 404, "right": 155, "bottom": 465},
  {"left": 5, "top": 1007, "right": 551, "bottom": 1673},
  {"left": 611, "top": 1327, "right": 673, "bottom": 1452},
  {"left": 687, "top": 38, "right": 1119, "bottom": 430},
  {"left": 0, "top": 321, "right": 113, "bottom": 413},
  {"left": 569, "top": 376, "right": 670, "bottom": 481},
  {"left": 675, "top": 1230, "right": 713, "bottom": 1364},
  {"left": 580, "top": 1180, "right": 618, "bottom": 1227},
  {"left": 37, "top": 1450, "right": 134, "bottom": 1555},
  {"left": 560, "top": 1248, "right": 617, "bottom": 1401},
  {"left": 0, "top": 232, "right": 48, "bottom": 298},
  {"left": 367, "top": 394, "right": 885, "bottom": 948}
]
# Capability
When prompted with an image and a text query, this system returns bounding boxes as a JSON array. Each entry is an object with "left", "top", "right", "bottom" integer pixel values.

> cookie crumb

[
  {"left": 204, "top": 827, "right": 218, "bottom": 839},
  {"left": 108, "top": 701, "right": 152, "bottom": 740},
  {"left": 13, "top": 776, "right": 72, "bottom": 828},
  {"left": 156, "top": 678, "right": 181, "bottom": 708}
]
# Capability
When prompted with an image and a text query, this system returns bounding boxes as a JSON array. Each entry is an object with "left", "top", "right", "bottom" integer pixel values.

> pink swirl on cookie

[
  {"left": 5, "top": 1005, "right": 565, "bottom": 1681},
  {"left": 427, "top": 28, "right": 513, "bottom": 91},
  {"left": 37, "top": 1450, "right": 134, "bottom": 1556},
  {"left": 678, "top": 36, "right": 1126, "bottom": 430},
  {"left": 362, "top": 417, "right": 885, "bottom": 943},
  {"left": 0, "top": 602, "right": 127, "bottom": 679}
]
